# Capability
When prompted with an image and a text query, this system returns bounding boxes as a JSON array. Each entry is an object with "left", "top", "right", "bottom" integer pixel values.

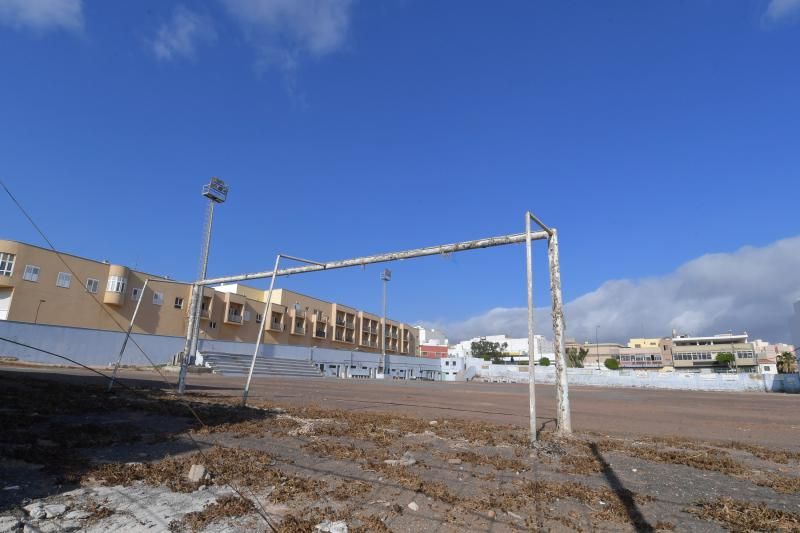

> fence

[{"left": 0, "top": 320, "right": 442, "bottom": 377}]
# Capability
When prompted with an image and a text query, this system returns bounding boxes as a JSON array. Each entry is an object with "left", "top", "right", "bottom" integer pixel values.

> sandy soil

[{"left": 1, "top": 368, "right": 799, "bottom": 532}]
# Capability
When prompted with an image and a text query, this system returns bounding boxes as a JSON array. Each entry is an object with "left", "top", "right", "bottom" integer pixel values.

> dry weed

[{"left": 687, "top": 497, "right": 800, "bottom": 532}]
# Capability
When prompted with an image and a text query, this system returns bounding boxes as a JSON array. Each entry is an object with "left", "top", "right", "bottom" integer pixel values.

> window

[
  {"left": 56, "top": 272, "right": 72, "bottom": 288},
  {"left": 174, "top": 297, "right": 184, "bottom": 309},
  {"left": 209, "top": 321, "right": 217, "bottom": 329},
  {"left": 131, "top": 287, "right": 141, "bottom": 301},
  {"left": 0, "top": 253, "right": 15, "bottom": 276},
  {"left": 244, "top": 310, "right": 251, "bottom": 321},
  {"left": 256, "top": 313, "right": 263, "bottom": 323},
  {"left": 152, "top": 291, "right": 164, "bottom": 305},
  {"left": 23, "top": 265, "right": 40, "bottom": 282},
  {"left": 86, "top": 278, "right": 99, "bottom": 293},
  {"left": 107, "top": 276, "right": 127, "bottom": 293}
]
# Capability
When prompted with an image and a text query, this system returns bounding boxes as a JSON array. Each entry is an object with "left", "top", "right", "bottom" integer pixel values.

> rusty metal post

[
  {"left": 547, "top": 229, "right": 572, "bottom": 435},
  {"left": 242, "top": 254, "right": 281, "bottom": 407},
  {"left": 525, "top": 213, "right": 537, "bottom": 443},
  {"left": 108, "top": 278, "right": 149, "bottom": 391}
]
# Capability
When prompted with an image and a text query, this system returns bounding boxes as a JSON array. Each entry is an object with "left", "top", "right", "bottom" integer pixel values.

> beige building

[
  {"left": 0, "top": 240, "right": 417, "bottom": 355},
  {"left": 671, "top": 333, "right": 756, "bottom": 372}
]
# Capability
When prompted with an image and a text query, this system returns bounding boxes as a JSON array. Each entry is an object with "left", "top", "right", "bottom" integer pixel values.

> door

[{"left": 0, "top": 288, "right": 12, "bottom": 320}]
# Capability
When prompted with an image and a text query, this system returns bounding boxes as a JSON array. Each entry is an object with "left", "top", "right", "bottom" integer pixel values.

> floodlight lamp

[{"left": 202, "top": 177, "right": 229, "bottom": 203}]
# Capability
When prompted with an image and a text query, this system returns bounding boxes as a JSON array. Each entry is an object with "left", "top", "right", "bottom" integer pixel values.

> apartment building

[
  {"left": 0, "top": 240, "right": 417, "bottom": 355},
  {"left": 619, "top": 338, "right": 672, "bottom": 369},
  {"left": 671, "top": 332, "right": 757, "bottom": 372}
]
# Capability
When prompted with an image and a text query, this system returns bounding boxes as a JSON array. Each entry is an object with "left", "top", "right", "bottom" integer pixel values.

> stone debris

[
  {"left": 407, "top": 501, "right": 419, "bottom": 511},
  {"left": 64, "top": 510, "right": 91, "bottom": 520},
  {"left": 429, "top": 421, "right": 438, "bottom": 426},
  {"left": 447, "top": 458, "right": 462, "bottom": 465},
  {"left": 314, "top": 519, "right": 348, "bottom": 533},
  {"left": 0, "top": 516, "right": 21, "bottom": 533},
  {"left": 383, "top": 452, "right": 416, "bottom": 467},
  {"left": 23, "top": 504, "right": 45, "bottom": 520},
  {"left": 43, "top": 505, "right": 66, "bottom": 518},
  {"left": 187, "top": 464, "right": 207, "bottom": 483}
]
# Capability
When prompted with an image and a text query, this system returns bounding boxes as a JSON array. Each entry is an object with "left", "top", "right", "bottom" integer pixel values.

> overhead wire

[{"left": 0, "top": 179, "right": 277, "bottom": 530}]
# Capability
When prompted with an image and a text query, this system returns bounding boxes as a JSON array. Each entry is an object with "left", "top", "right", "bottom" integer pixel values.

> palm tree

[{"left": 777, "top": 351, "right": 797, "bottom": 374}]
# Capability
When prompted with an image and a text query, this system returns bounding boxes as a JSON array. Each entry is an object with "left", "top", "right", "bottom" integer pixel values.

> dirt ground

[{"left": 1, "top": 367, "right": 799, "bottom": 532}]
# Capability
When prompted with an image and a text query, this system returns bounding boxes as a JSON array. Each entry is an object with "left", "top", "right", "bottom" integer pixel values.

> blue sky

[{"left": 1, "top": 0, "right": 799, "bottom": 343}]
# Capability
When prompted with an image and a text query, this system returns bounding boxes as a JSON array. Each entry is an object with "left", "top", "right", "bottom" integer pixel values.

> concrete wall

[
  {"left": 468, "top": 359, "right": 800, "bottom": 393},
  {"left": 0, "top": 320, "right": 441, "bottom": 377}
]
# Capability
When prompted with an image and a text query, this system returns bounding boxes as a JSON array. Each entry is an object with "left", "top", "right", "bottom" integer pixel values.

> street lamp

[
  {"left": 596, "top": 325, "right": 601, "bottom": 369},
  {"left": 381, "top": 269, "right": 391, "bottom": 377},
  {"left": 34, "top": 299, "right": 45, "bottom": 324},
  {"left": 179, "top": 177, "right": 229, "bottom": 394}
]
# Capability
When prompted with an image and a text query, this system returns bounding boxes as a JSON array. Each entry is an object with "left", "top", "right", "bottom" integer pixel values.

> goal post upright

[{"left": 190, "top": 216, "right": 572, "bottom": 436}]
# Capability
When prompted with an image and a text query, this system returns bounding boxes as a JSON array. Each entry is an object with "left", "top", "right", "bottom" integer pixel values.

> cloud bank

[
  {"left": 221, "top": 0, "right": 354, "bottom": 70},
  {"left": 0, "top": 0, "right": 83, "bottom": 33},
  {"left": 426, "top": 236, "right": 800, "bottom": 344},
  {"left": 150, "top": 5, "right": 217, "bottom": 61},
  {"left": 764, "top": 0, "right": 800, "bottom": 22}
]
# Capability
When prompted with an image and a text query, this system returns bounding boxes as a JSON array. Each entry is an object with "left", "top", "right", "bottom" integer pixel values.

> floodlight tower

[
  {"left": 380, "top": 268, "right": 391, "bottom": 377},
  {"left": 178, "top": 177, "right": 229, "bottom": 393}
]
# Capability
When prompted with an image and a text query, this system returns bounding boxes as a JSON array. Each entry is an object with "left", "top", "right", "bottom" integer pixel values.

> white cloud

[
  {"left": 221, "top": 0, "right": 353, "bottom": 69},
  {"left": 0, "top": 0, "right": 83, "bottom": 33},
  {"left": 425, "top": 236, "right": 800, "bottom": 344},
  {"left": 150, "top": 5, "right": 216, "bottom": 61},
  {"left": 764, "top": 0, "right": 800, "bottom": 22}
]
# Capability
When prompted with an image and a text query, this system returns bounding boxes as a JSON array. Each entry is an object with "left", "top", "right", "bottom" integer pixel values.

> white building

[
  {"left": 440, "top": 356, "right": 465, "bottom": 381},
  {"left": 414, "top": 326, "right": 448, "bottom": 346},
  {"left": 449, "top": 334, "right": 554, "bottom": 362}
]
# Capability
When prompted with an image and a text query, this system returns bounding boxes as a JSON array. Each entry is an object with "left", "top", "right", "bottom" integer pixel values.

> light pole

[
  {"left": 596, "top": 325, "right": 600, "bottom": 369},
  {"left": 34, "top": 299, "right": 45, "bottom": 324},
  {"left": 179, "top": 177, "right": 229, "bottom": 394},
  {"left": 381, "top": 269, "right": 391, "bottom": 377}
]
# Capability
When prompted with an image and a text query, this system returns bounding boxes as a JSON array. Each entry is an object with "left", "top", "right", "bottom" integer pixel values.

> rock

[
  {"left": 487, "top": 510, "right": 496, "bottom": 519},
  {"left": 447, "top": 458, "right": 462, "bottom": 465},
  {"left": 391, "top": 503, "right": 402, "bottom": 513},
  {"left": 383, "top": 452, "right": 416, "bottom": 467},
  {"left": 429, "top": 421, "right": 438, "bottom": 426},
  {"left": 23, "top": 504, "right": 45, "bottom": 520},
  {"left": 0, "top": 516, "right": 21, "bottom": 533},
  {"left": 314, "top": 520, "right": 348, "bottom": 533},
  {"left": 187, "top": 465, "right": 207, "bottom": 483},
  {"left": 44, "top": 504, "right": 67, "bottom": 518},
  {"left": 407, "top": 502, "right": 419, "bottom": 512},
  {"left": 64, "top": 510, "right": 91, "bottom": 520}
]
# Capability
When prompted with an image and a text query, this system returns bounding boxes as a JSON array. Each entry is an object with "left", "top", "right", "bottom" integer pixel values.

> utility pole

[
  {"left": 179, "top": 177, "right": 228, "bottom": 394},
  {"left": 34, "top": 299, "right": 45, "bottom": 324},
  {"left": 381, "top": 269, "right": 391, "bottom": 378}
]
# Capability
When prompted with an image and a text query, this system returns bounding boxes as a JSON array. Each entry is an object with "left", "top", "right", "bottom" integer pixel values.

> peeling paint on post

[
  {"left": 525, "top": 213, "right": 536, "bottom": 443},
  {"left": 548, "top": 229, "right": 572, "bottom": 435}
]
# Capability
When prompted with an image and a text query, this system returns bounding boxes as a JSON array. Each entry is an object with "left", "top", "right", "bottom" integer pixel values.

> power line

[{"left": 0, "top": 179, "right": 276, "bottom": 530}]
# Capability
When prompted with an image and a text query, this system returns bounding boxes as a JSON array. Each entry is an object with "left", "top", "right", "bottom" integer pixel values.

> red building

[{"left": 419, "top": 345, "right": 448, "bottom": 358}]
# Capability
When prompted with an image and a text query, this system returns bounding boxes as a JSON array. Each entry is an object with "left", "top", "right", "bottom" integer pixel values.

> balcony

[
  {"left": 345, "top": 320, "right": 355, "bottom": 329},
  {"left": 293, "top": 309, "right": 306, "bottom": 319},
  {"left": 270, "top": 322, "right": 284, "bottom": 332},
  {"left": 292, "top": 326, "right": 306, "bottom": 336},
  {"left": 226, "top": 313, "right": 243, "bottom": 324},
  {"left": 314, "top": 329, "right": 327, "bottom": 339},
  {"left": 336, "top": 317, "right": 346, "bottom": 326}
]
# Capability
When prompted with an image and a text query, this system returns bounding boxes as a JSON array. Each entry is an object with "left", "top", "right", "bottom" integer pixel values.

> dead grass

[
  {"left": 327, "top": 480, "right": 372, "bottom": 500},
  {"left": 303, "top": 440, "right": 389, "bottom": 463},
  {"left": 443, "top": 450, "right": 529, "bottom": 472},
  {"left": 687, "top": 497, "right": 800, "bottom": 532},
  {"left": 175, "top": 495, "right": 256, "bottom": 532},
  {"left": 86, "top": 446, "right": 327, "bottom": 501}
]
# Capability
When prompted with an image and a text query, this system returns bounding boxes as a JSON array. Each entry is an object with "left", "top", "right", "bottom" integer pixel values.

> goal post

[{"left": 180, "top": 212, "right": 571, "bottom": 440}]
